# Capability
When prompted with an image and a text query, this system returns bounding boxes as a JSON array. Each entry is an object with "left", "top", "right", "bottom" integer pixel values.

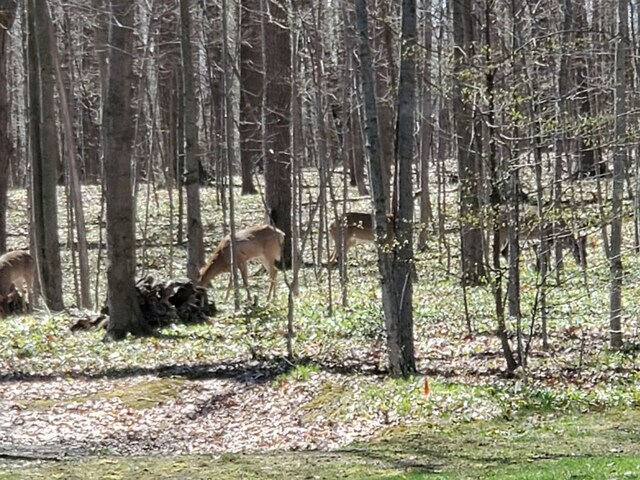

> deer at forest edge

[
  {"left": 197, "top": 224, "right": 285, "bottom": 301},
  {"left": 329, "top": 212, "right": 394, "bottom": 264},
  {"left": 0, "top": 249, "right": 36, "bottom": 316}
]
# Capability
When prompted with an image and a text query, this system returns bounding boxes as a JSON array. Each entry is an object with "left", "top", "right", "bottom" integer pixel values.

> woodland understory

[{"left": 1, "top": 182, "right": 640, "bottom": 462}]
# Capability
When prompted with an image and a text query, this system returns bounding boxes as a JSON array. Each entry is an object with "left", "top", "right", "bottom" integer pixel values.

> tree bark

[
  {"left": 28, "top": 0, "right": 64, "bottom": 310},
  {"left": 609, "top": 0, "right": 627, "bottom": 350},
  {"left": 179, "top": 0, "right": 204, "bottom": 280},
  {"left": 452, "top": 0, "right": 486, "bottom": 285},
  {"left": 373, "top": 0, "right": 395, "bottom": 209},
  {"left": 102, "top": 0, "right": 150, "bottom": 341},
  {"left": 355, "top": 0, "right": 416, "bottom": 377},
  {"left": 263, "top": 0, "right": 292, "bottom": 267},
  {"left": 417, "top": 0, "right": 433, "bottom": 250},
  {"left": 51, "top": 14, "right": 92, "bottom": 309},
  {"left": 391, "top": 0, "right": 417, "bottom": 376},
  {"left": 239, "top": 0, "right": 261, "bottom": 195},
  {"left": 0, "top": 0, "right": 16, "bottom": 253}
]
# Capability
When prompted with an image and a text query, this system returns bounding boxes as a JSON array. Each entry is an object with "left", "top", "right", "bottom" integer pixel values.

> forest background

[{"left": 1, "top": 0, "right": 640, "bottom": 478}]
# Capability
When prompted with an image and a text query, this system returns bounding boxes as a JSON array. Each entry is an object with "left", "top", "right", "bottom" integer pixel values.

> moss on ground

[{"left": 13, "top": 377, "right": 185, "bottom": 411}]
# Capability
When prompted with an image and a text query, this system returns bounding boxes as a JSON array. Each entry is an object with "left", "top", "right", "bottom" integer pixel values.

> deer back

[
  {"left": 330, "top": 212, "right": 391, "bottom": 243},
  {"left": 198, "top": 225, "right": 285, "bottom": 285},
  {"left": 234, "top": 224, "right": 285, "bottom": 264}
]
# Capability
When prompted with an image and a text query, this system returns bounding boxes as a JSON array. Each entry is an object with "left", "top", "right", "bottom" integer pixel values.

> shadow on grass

[{"left": 0, "top": 354, "right": 384, "bottom": 385}]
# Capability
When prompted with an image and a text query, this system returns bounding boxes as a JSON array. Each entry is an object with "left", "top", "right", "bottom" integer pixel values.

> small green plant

[{"left": 277, "top": 363, "right": 319, "bottom": 384}]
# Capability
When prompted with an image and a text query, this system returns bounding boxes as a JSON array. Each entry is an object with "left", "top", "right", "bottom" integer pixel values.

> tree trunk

[
  {"left": 0, "top": 0, "right": 16, "bottom": 253},
  {"left": 263, "top": 0, "right": 292, "bottom": 267},
  {"left": 239, "top": 0, "right": 260, "bottom": 195},
  {"left": 28, "top": 0, "right": 64, "bottom": 310},
  {"left": 484, "top": 2, "right": 517, "bottom": 371},
  {"left": 609, "top": 0, "right": 627, "bottom": 350},
  {"left": 102, "top": 0, "right": 151, "bottom": 341},
  {"left": 355, "top": 0, "right": 416, "bottom": 377},
  {"left": 373, "top": 0, "right": 395, "bottom": 210},
  {"left": 452, "top": 0, "right": 486, "bottom": 285},
  {"left": 391, "top": 0, "right": 417, "bottom": 376},
  {"left": 51, "top": 13, "right": 92, "bottom": 309},
  {"left": 417, "top": 0, "right": 433, "bottom": 250},
  {"left": 179, "top": 0, "right": 204, "bottom": 280},
  {"left": 349, "top": 102, "right": 368, "bottom": 195},
  {"left": 574, "top": 1, "right": 603, "bottom": 179}
]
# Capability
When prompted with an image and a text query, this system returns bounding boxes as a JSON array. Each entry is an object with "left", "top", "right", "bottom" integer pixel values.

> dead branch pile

[{"left": 71, "top": 276, "right": 216, "bottom": 332}]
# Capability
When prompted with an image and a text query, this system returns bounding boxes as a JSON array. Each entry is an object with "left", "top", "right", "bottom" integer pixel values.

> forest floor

[
  {"left": 2, "top": 185, "right": 640, "bottom": 478},
  {"left": 2, "top": 313, "right": 640, "bottom": 479}
]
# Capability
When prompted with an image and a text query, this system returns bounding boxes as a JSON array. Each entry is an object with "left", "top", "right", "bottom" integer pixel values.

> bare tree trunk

[
  {"left": 28, "top": 0, "right": 64, "bottom": 310},
  {"left": 239, "top": 0, "right": 260, "bottom": 195},
  {"left": 574, "top": 1, "right": 603, "bottom": 179},
  {"left": 222, "top": 0, "right": 241, "bottom": 308},
  {"left": 0, "top": 0, "right": 16, "bottom": 253},
  {"left": 453, "top": 0, "right": 486, "bottom": 285},
  {"left": 102, "top": 0, "right": 150, "bottom": 341},
  {"left": 610, "top": 0, "right": 628, "bottom": 350},
  {"left": 483, "top": 1, "right": 517, "bottom": 371},
  {"left": 48, "top": 10, "right": 92, "bottom": 309},
  {"left": 417, "top": 0, "right": 433, "bottom": 250},
  {"left": 373, "top": 0, "right": 394, "bottom": 210},
  {"left": 391, "top": 0, "right": 417, "bottom": 375},
  {"left": 310, "top": 4, "right": 330, "bottom": 270},
  {"left": 355, "top": 0, "right": 416, "bottom": 377},
  {"left": 263, "top": 0, "right": 292, "bottom": 267},
  {"left": 180, "top": 0, "right": 204, "bottom": 280},
  {"left": 343, "top": 5, "right": 368, "bottom": 197}
]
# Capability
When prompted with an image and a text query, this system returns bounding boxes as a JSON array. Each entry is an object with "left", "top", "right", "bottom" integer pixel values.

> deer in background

[
  {"left": 0, "top": 249, "right": 36, "bottom": 316},
  {"left": 197, "top": 224, "right": 285, "bottom": 301},
  {"left": 329, "top": 212, "right": 394, "bottom": 264}
]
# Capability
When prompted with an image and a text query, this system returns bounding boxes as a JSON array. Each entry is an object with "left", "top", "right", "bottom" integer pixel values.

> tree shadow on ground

[{"left": 0, "top": 354, "right": 384, "bottom": 385}]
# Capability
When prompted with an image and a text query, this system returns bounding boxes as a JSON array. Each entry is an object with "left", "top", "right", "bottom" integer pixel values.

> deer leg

[
  {"left": 240, "top": 263, "right": 251, "bottom": 299},
  {"left": 14, "top": 279, "right": 28, "bottom": 313},
  {"left": 329, "top": 245, "right": 338, "bottom": 265},
  {"left": 329, "top": 231, "right": 341, "bottom": 266},
  {"left": 345, "top": 237, "right": 357, "bottom": 260},
  {"left": 224, "top": 274, "right": 233, "bottom": 301},
  {"left": 265, "top": 262, "right": 278, "bottom": 301},
  {"left": 577, "top": 233, "right": 588, "bottom": 268}
]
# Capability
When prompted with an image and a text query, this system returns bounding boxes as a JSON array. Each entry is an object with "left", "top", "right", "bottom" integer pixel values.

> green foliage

[{"left": 277, "top": 363, "right": 319, "bottom": 383}]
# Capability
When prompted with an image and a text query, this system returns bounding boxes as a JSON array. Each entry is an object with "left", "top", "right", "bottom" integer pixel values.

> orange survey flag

[{"left": 423, "top": 377, "right": 430, "bottom": 396}]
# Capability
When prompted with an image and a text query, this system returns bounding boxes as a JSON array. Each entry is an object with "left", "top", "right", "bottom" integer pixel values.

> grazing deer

[
  {"left": 0, "top": 249, "right": 36, "bottom": 315},
  {"left": 197, "top": 224, "right": 285, "bottom": 301},
  {"left": 329, "top": 212, "right": 394, "bottom": 264}
]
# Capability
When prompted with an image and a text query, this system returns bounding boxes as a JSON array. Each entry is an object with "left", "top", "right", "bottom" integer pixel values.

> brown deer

[
  {"left": 329, "top": 212, "right": 394, "bottom": 264},
  {"left": 197, "top": 224, "right": 285, "bottom": 301},
  {"left": 0, "top": 249, "right": 36, "bottom": 316}
]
